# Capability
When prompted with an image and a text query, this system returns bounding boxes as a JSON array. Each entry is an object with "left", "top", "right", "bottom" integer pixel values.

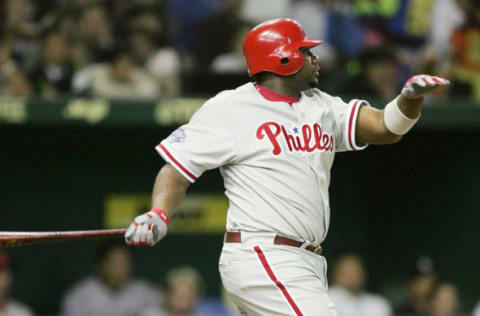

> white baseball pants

[{"left": 219, "top": 232, "right": 337, "bottom": 316}]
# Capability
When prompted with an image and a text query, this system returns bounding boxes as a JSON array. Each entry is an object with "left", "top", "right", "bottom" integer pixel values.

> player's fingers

[
  {"left": 139, "top": 224, "right": 149, "bottom": 244},
  {"left": 411, "top": 78, "right": 426, "bottom": 88},
  {"left": 423, "top": 76, "right": 436, "bottom": 86},
  {"left": 417, "top": 76, "right": 434, "bottom": 87},
  {"left": 432, "top": 76, "right": 450, "bottom": 85},
  {"left": 124, "top": 223, "right": 137, "bottom": 244},
  {"left": 133, "top": 225, "right": 143, "bottom": 245},
  {"left": 134, "top": 214, "right": 148, "bottom": 225}
]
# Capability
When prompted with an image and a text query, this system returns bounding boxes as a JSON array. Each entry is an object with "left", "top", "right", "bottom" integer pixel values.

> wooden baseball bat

[{"left": 0, "top": 229, "right": 127, "bottom": 248}]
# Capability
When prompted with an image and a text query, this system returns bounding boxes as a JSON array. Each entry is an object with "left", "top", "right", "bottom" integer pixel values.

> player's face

[{"left": 295, "top": 48, "right": 319, "bottom": 89}]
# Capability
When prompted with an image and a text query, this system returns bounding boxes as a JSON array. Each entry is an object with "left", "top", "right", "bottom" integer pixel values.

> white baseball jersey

[{"left": 157, "top": 82, "right": 368, "bottom": 245}]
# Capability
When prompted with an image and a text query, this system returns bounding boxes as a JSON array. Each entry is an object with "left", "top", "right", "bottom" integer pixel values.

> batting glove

[
  {"left": 124, "top": 208, "right": 169, "bottom": 246},
  {"left": 401, "top": 74, "right": 450, "bottom": 100}
]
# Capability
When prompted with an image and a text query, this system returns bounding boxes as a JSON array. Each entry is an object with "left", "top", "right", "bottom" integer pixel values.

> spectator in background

[
  {"left": 328, "top": 0, "right": 461, "bottom": 79},
  {"left": 473, "top": 290, "right": 480, "bottom": 316},
  {"left": 428, "top": 282, "right": 460, "bottom": 316},
  {"left": 28, "top": 30, "right": 74, "bottom": 97},
  {"left": 4, "top": 0, "right": 36, "bottom": 39},
  {"left": 289, "top": 0, "right": 337, "bottom": 69},
  {"left": 165, "top": 0, "right": 219, "bottom": 54},
  {"left": 449, "top": 0, "right": 480, "bottom": 101},
  {"left": 0, "top": 34, "right": 31, "bottom": 96},
  {"left": 340, "top": 46, "right": 400, "bottom": 102},
  {"left": 72, "top": 47, "right": 160, "bottom": 98},
  {"left": 123, "top": 4, "right": 165, "bottom": 41},
  {"left": 141, "top": 266, "right": 210, "bottom": 316},
  {"left": 210, "top": 24, "right": 250, "bottom": 74},
  {"left": 194, "top": 0, "right": 245, "bottom": 70},
  {"left": 128, "top": 31, "right": 181, "bottom": 96},
  {"left": 328, "top": 254, "right": 392, "bottom": 316},
  {"left": 0, "top": 252, "right": 34, "bottom": 316},
  {"left": 424, "top": 0, "right": 464, "bottom": 75},
  {"left": 4, "top": 0, "right": 38, "bottom": 67},
  {"left": 240, "top": 0, "right": 292, "bottom": 24},
  {"left": 396, "top": 256, "right": 437, "bottom": 316},
  {"left": 60, "top": 242, "right": 158, "bottom": 316},
  {"left": 71, "top": 3, "right": 114, "bottom": 68}
]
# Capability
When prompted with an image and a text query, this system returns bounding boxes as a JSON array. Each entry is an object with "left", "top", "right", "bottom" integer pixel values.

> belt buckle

[
  {"left": 313, "top": 246, "right": 323, "bottom": 255},
  {"left": 301, "top": 240, "right": 323, "bottom": 256}
]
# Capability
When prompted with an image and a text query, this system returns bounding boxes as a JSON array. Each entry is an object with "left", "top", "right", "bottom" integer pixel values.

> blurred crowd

[
  {"left": 0, "top": 0, "right": 479, "bottom": 103},
  {"left": 2, "top": 247, "right": 480, "bottom": 316},
  {"left": 0, "top": 243, "right": 227, "bottom": 316},
  {"left": 327, "top": 254, "right": 467, "bottom": 316}
]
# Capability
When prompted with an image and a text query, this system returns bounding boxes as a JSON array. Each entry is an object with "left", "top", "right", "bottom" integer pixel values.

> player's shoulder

[
  {"left": 191, "top": 82, "right": 255, "bottom": 121},
  {"left": 303, "top": 88, "right": 346, "bottom": 105},
  {"left": 202, "top": 82, "right": 256, "bottom": 110}
]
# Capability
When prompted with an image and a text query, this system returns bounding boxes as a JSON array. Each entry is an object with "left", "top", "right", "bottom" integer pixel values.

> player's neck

[{"left": 256, "top": 77, "right": 301, "bottom": 98}]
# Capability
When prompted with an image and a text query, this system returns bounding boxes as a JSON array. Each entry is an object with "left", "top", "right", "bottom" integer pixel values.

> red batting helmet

[{"left": 243, "top": 18, "right": 323, "bottom": 76}]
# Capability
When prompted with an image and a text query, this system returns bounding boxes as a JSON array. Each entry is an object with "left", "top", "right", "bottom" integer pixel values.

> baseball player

[{"left": 124, "top": 18, "right": 449, "bottom": 316}]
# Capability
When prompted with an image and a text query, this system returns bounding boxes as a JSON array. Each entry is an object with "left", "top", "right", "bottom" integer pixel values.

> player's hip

[
  {"left": 219, "top": 232, "right": 328, "bottom": 285},
  {"left": 219, "top": 241, "right": 334, "bottom": 316}
]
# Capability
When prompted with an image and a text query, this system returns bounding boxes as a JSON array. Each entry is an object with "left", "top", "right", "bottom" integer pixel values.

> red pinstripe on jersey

[{"left": 254, "top": 246, "right": 304, "bottom": 316}]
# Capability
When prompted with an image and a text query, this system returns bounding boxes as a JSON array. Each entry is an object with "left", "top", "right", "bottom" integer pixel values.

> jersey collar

[{"left": 255, "top": 84, "right": 299, "bottom": 105}]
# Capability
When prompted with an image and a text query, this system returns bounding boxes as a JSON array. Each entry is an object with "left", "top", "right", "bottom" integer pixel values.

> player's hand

[
  {"left": 124, "top": 208, "right": 169, "bottom": 246},
  {"left": 401, "top": 74, "right": 450, "bottom": 99}
]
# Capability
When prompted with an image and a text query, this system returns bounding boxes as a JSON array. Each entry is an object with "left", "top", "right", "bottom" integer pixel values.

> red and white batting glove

[
  {"left": 124, "top": 208, "right": 169, "bottom": 246},
  {"left": 401, "top": 74, "right": 450, "bottom": 100}
]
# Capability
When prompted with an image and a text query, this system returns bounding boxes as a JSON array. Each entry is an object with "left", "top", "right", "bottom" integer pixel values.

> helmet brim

[{"left": 297, "top": 38, "right": 323, "bottom": 48}]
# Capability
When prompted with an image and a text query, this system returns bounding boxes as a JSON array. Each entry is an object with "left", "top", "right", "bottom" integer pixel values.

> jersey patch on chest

[{"left": 256, "top": 121, "right": 334, "bottom": 155}]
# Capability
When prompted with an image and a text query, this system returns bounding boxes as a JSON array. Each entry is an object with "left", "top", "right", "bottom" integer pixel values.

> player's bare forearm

[
  {"left": 356, "top": 95, "right": 424, "bottom": 145},
  {"left": 356, "top": 105, "right": 402, "bottom": 145},
  {"left": 151, "top": 163, "right": 191, "bottom": 218},
  {"left": 124, "top": 164, "right": 190, "bottom": 245}
]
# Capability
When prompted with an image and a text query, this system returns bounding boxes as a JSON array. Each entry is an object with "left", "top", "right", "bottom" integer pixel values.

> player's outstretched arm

[
  {"left": 124, "top": 163, "right": 191, "bottom": 246},
  {"left": 355, "top": 74, "right": 449, "bottom": 145}
]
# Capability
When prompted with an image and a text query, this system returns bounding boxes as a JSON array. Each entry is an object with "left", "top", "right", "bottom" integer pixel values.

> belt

[{"left": 225, "top": 231, "right": 323, "bottom": 255}]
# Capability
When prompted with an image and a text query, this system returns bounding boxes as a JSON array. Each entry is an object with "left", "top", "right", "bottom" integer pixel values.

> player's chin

[{"left": 308, "top": 77, "right": 319, "bottom": 88}]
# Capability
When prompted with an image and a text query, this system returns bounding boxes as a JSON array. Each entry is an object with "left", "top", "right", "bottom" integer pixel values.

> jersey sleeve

[
  {"left": 155, "top": 104, "right": 236, "bottom": 183},
  {"left": 329, "top": 96, "right": 370, "bottom": 152}
]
